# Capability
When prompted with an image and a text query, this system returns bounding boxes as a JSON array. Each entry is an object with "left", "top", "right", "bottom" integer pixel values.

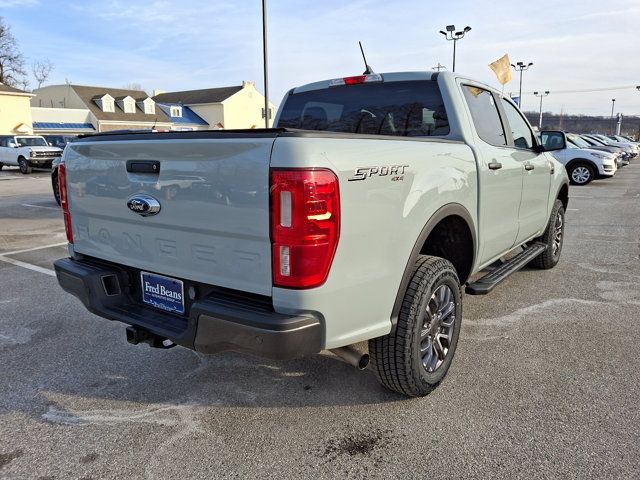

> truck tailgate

[{"left": 64, "top": 134, "right": 277, "bottom": 296}]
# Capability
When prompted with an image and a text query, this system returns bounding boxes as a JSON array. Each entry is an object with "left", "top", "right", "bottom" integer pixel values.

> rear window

[{"left": 277, "top": 80, "right": 449, "bottom": 137}]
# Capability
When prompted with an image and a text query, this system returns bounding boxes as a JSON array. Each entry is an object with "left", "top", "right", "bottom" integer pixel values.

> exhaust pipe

[{"left": 330, "top": 346, "right": 370, "bottom": 370}]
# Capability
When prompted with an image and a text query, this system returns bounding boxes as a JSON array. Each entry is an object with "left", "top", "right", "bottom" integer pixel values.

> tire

[
  {"left": 18, "top": 157, "right": 32, "bottom": 174},
  {"left": 0, "top": 162, "right": 3, "bottom": 171},
  {"left": 52, "top": 170, "right": 61, "bottom": 206},
  {"left": 529, "top": 199, "right": 565, "bottom": 270},
  {"left": 369, "top": 255, "right": 462, "bottom": 397},
  {"left": 568, "top": 162, "right": 594, "bottom": 185}
]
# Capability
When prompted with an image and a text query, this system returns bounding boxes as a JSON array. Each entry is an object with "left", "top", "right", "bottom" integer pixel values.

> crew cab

[
  {"left": 0, "top": 135, "right": 63, "bottom": 173},
  {"left": 54, "top": 71, "right": 569, "bottom": 397}
]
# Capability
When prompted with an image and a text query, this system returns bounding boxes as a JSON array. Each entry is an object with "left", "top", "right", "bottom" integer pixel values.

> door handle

[
  {"left": 488, "top": 161, "right": 503, "bottom": 170},
  {"left": 524, "top": 163, "right": 534, "bottom": 171}
]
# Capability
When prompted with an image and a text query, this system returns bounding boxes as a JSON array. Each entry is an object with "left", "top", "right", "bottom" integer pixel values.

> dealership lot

[{"left": 0, "top": 167, "right": 639, "bottom": 479}]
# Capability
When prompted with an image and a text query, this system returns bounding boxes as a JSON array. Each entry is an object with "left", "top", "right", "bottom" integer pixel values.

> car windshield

[
  {"left": 15, "top": 136, "right": 48, "bottom": 147},
  {"left": 278, "top": 80, "right": 450, "bottom": 137},
  {"left": 567, "top": 135, "right": 591, "bottom": 148},
  {"left": 593, "top": 135, "right": 614, "bottom": 145}
]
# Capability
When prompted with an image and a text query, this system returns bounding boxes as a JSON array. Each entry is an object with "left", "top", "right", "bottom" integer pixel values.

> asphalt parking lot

[{"left": 0, "top": 165, "right": 639, "bottom": 479}]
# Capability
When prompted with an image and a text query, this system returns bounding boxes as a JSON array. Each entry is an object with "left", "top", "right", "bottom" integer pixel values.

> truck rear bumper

[{"left": 54, "top": 257, "right": 322, "bottom": 360}]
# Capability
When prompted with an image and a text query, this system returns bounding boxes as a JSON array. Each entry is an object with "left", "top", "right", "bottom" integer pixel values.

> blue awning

[{"left": 33, "top": 122, "right": 95, "bottom": 131}]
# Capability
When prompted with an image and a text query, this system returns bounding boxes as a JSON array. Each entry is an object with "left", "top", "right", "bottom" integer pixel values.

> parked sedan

[{"left": 584, "top": 134, "right": 637, "bottom": 158}]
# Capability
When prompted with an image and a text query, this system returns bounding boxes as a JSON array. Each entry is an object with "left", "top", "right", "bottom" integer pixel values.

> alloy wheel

[
  {"left": 420, "top": 284, "right": 456, "bottom": 372},
  {"left": 552, "top": 210, "right": 564, "bottom": 256},
  {"left": 571, "top": 166, "right": 591, "bottom": 184}
]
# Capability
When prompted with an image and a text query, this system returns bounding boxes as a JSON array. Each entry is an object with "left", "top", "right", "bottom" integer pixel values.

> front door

[{"left": 498, "top": 98, "right": 551, "bottom": 243}]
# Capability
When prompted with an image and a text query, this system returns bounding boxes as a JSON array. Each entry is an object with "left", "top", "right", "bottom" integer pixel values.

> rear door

[
  {"left": 460, "top": 84, "right": 522, "bottom": 264},
  {"left": 65, "top": 133, "right": 277, "bottom": 296},
  {"left": 498, "top": 98, "right": 551, "bottom": 243}
]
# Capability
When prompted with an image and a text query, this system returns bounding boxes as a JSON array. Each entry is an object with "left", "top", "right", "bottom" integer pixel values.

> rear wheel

[
  {"left": 568, "top": 162, "right": 593, "bottom": 185},
  {"left": 369, "top": 256, "right": 462, "bottom": 397},
  {"left": 18, "top": 157, "right": 32, "bottom": 174},
  {"left": 52, "top": 170, "right": 61, "bottom": 205}
]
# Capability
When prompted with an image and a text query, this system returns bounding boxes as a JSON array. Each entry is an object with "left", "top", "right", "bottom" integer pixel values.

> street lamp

[
  {"left": 511, "top": 61, "right": 533, "bottom": 109},
  {"left": 439, "top": 25, "right": 471, "bottom": 73},
  {"left": 533, "top": 91, "right": 550, "bottom": 129},
  {"left": 261, "top": 0, "right": 269, "bottom": 128}
]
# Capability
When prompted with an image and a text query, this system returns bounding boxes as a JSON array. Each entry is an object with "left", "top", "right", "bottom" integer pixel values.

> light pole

[
  {"left": 610, "top": 98, "right": 616, "bottom": 134},
  {"left": 511, "top": 61, "right": 533, "bottom": 109},
  {"left": 261, "top": 0, "right": 269, "bottom": 128},
  {"left": 439, "top": 25, "right": 471, "bottom": 73},
  {"left": 533, "top": 91, "right": 549, "bottom": 129}
]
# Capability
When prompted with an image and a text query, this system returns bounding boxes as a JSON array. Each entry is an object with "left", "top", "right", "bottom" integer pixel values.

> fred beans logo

[
  {"left": 144, "top": 281, "right": 182, "bottom": 301},
  {"left": 348, "top": 165, "right": 409, "bottom": 182}
]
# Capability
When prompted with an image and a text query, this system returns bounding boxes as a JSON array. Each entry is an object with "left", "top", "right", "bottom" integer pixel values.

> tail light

[
  {"left": 58, "top": 163, "right": 73, "bottom": 243},
  {"left": 270, "top": 169, "right": 340, "bottom": 288}
]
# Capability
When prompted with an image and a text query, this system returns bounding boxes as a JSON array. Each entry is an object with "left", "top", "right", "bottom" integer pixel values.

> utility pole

[
  {"left": 511, "top": 61, "right": 533, "bottom": 109},
  {"left": 533, "top": 91, "right": 549, "bottom": 129},
  {"left": 262, "top": 0, "right": 270, "bottom": 128},
  {"left": 439, "top": 25, "right": 471, "bottom": 73}
]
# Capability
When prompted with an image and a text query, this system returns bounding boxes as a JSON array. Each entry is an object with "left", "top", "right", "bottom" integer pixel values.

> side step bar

[{"left": 465, "top": 242, "right": 547, "bottom": 295}]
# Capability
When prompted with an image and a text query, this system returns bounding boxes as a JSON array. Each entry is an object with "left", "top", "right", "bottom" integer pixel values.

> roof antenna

[{"left": 359, "top": 41, "right": 374, "bottom": 74}]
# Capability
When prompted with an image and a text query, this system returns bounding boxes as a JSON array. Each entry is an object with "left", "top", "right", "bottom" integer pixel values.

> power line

[{"left": 523, "top": 85, "right": 639, "bottom": 95}]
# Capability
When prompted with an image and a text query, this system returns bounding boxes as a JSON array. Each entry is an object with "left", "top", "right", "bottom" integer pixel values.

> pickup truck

[
  {"left": 54, "top": 71, "right": 569, "bottom": 397},
  {"left": 0, "top": 135, "right": 63, "bottom": 173}
]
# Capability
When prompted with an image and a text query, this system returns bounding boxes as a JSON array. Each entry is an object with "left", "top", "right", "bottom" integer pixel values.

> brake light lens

[
  {"left": 329, "top": 73, "right": 383, "bottom": 86},
  {"left": 271, "top": 169, "right": 340, "bottom": 288},
  {"left": 58, "top": 162, "right": 73, "bottom": 244}
]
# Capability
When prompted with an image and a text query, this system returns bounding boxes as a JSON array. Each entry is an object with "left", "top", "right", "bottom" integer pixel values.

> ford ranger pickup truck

[
  {"left": 54, "top": 71, "right": 569, "bottom": 397},
  {"left": 0, "top": 135, "right": 63, "bottom": 173}
]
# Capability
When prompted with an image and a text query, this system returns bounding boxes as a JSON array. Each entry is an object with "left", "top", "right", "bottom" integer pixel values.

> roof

[
  {"left": 156, "top": 103, "right": 208, "bottom": 125},
  {"left": 153, "top": 86, "right": 243, "bottom": 105},
  {"left": 70, "top": 85, "right": 172, "bottom": 123},
  {"left": 0, "top": 83, "right": 31, "bottom": 95},
  {"left": 33, "top": 122, "right": 95, "bottom": 131}
]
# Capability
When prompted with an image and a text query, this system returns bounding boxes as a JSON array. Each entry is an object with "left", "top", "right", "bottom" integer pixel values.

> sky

[{"left": 1, "top": 0, "right": 639, "bottom": 116}]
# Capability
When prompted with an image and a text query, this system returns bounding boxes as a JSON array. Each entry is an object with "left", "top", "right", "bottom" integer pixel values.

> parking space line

[
  {"left": 567, "top": 208, "right": 579, "bottom": 211},
  {"left": 21, "top": 203, "right": 60, "bottom": 210},
  {"left": 1, "top": 242, "right": 67, "bottom": 256},
  {"left": 0, "top": 256, "right": 56, "bottom": 277}
]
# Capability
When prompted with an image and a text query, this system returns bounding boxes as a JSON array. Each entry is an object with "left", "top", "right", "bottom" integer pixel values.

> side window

[
  {"left": 461, "top": 85, "right": 506, "bottom": 146},
  {"left": 500, "top": 99, "right": 535, "bottom": 150}
]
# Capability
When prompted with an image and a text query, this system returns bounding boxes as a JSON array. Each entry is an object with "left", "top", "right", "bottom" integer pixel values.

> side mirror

[{"left": 539, "top": 130, "right": 566, "bottom": 152}]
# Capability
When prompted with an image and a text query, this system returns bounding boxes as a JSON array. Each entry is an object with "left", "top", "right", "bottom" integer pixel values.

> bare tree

[
  {"left": 0, "top": 17, "right": 27, "bottom": 87},
  {"left": 123, "top": 82, "right": 146, "bottom": 92},
  {"left": 32, "top": 59, "right": 54, "bottom": 89}
]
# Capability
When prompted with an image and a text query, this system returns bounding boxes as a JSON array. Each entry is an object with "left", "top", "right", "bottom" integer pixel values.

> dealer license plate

[{"left": 140, "top": 271, "right": 185, "bottom": 314}]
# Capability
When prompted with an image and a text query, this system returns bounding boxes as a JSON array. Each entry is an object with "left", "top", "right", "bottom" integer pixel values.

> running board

[{"left": 465, "top": 243, "right": 547, "bottom": 295}]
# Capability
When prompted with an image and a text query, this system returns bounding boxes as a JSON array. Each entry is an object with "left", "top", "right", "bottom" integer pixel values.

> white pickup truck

[
  {"left": 54, "top": 71, "right": 569, "bottom": 397},
  {"left": 0, "top": 135, "right": 63, "bottom": 173}
]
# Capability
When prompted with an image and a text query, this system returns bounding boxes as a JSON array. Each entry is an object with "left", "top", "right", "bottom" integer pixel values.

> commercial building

[{"left": 0, "top": 83, "right": 34, "bottom": 135}]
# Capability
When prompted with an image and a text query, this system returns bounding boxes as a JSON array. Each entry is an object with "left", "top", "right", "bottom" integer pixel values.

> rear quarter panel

[{"left": 270, "top": 135, "right": 477, "bottom": 348}]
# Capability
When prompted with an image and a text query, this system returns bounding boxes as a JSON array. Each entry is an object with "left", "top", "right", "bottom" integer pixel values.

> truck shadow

[{"left": 28, "top": 325, "right": 404, "bottom": 413}]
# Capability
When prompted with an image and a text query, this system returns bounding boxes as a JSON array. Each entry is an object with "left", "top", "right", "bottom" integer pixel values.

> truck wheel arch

[
  {"left": 390, "top": 203, "right": 476, "bottom": 329},
  {"left": 557, "top": 183, "right": 569, "bottom": 210}
]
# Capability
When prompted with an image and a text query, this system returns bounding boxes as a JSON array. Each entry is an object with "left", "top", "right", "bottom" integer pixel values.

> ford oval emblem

[{"left": 126, "top": 194, "right": 161, "bottom": 217}]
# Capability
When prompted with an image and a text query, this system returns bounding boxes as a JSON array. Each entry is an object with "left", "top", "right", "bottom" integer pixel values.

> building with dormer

[{"left": 31, "top": 84, "right": 174, "bottom": 132}]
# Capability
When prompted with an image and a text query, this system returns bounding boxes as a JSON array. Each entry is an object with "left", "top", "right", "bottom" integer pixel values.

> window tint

[
  {"left": 500, "top": 99, "right": 534, "bottom": 149},
  {"left": 278, "top": 80, "right": 449, "bottom": 137},
  {"left": 461, "top": 86, "right": 505, "bottom": 146}
]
